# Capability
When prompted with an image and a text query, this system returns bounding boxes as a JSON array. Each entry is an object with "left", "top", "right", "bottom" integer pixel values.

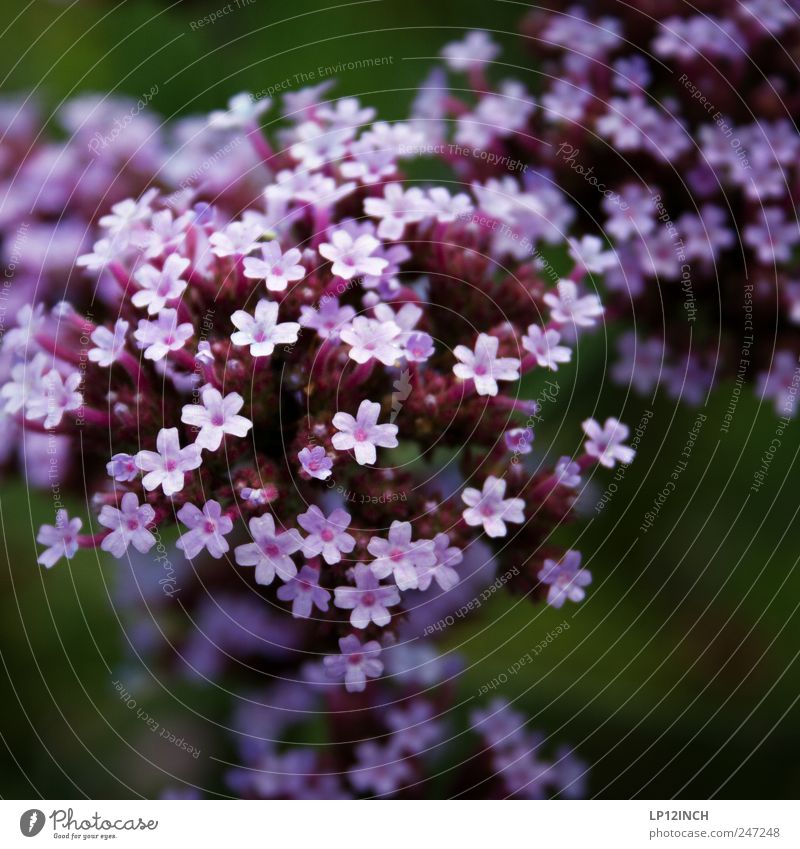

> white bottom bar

[{"left": 2, "top": 800, "right": 796, "bottom": 847}]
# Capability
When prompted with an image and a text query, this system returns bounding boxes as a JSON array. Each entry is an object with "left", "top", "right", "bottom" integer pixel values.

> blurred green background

[{"left": 2, "top": 0, "right": 800, "bottom": 799}]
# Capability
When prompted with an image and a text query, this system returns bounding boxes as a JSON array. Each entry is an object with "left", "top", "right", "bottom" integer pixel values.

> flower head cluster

[
  {"left": 1, "top": 80, "right": 635, "bottom": 798},
  {"left": 424, "top": 9, "right": 800, "bottom": 412},
  {"left": 221, "top": 643, "right": 586, "bottom": 799}
]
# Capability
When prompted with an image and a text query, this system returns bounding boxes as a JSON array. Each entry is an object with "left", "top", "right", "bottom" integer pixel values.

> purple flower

[
  {"left": 318, "top": 96, "right": 376, "bottom": 128},
  {"left": 386, "top": 699, "right": 443, "bottom": 755},
  {"left": 88, "top": 319, "right": 129, "bottom": 367},
  {"left": 757, "top": 351, "right": 800, "bottom": 417},
  {"left": 276, "top": 565, "right": 331, "bottom": 619},
  {"left": 611, "top": 332, "right": 664, "bottom": 395},
  {"left": 361, "top": 243, "right": 410, "bottom": 293},
  {"left": 240, "top": 487, "right": 274, "bottom": 506},
  {"left": 505, "top": 427, "right": 533, "bottom": 455},
  {"left": 290, "top": 121, "right": 354, "bottom": 170},
  {"left": 230, "top": 299, "right": 300, "bottom": 358},
  {"left": 334, "top": 563, "right": 401, "bottom": 628},
  {"left": 368, "top": 520, "right": 436, "bottom": 591},
  {"left": 470, "top": 698, "right": 527, "bottom": 749},
  {"left": 181, "top": 388, "right": 253, "bottom": 451},
  {"left": 281, "top": 80, "right": 334, "bottom": 118},
  {"left": 76, "top": 237, "right": 124, "bottom": 271},
  {"left": 135, "top": 427, "right": 202, "bottom": 496},
  {"left": 134, "top": 309, "right": 194, "bottom": 361},
  {"left": 106, "top": 452, "right": 138, "bottom": 482},
  {"left": 297, "top": 505, "right": 356, "bottom": 564},
  {"left": 208, "top": 219, "right": 263, "bottom": 257},
  {"left": 37, "top": 509, "right": 82, "bottom": 569},
  {"left": 371, "top": 301, "right": 422, "bottom": 344},
  {"left": 234, "top": 513, "right": 303, "bottom": 585},
  {"left": 318, "top": 230, "right": 388, "bottom": 280},
  {"left": 340, "top": 316, "right": 403, "bottom": 366},
  {"left": 97, "top": 189, "right": 157, "bottom": 237},
  {"left": 441, "top": 30, "right": 499, "bottom": 71},
  {"left": 323, "top": 634, "right": 383, "bottom": 693},
  {"left": 348, "top": 741, "right": 412, "bottom": 796},
  {"left": 427, "top": 186, "right": 473, "bottom": 222},
  {"left": 602, "top": 183, "right": 656, "bottom": 241},
  {"left": 744, "top": 206, "right": 800, "bottom": 264},
  {"left": 243, "top": 241, "right": 305, "bottom": 292},
  {"left": 461, "top": 476, "right": 525, "bottom": 538},
  {"left": 404, "top": 331, "right": 434, "bottom": 362},
  {"left": 331, "top": 399, "right": 399, "bottom": 465},
  {"left": 493, "top": 744, "right": 553, "bottom": 799},
  {"left": 568, "top": 235, "right": 617, "bottom": 274},
  {"left": 453, "top": 333, "right": 520, "bottom": 397},
  {"left": 612, "top": 55, "right": 651, "bottom": 92},
  {"left": 652, "top": 15, "right": 743, "bottom": 61},
  {"left": 415, "top": 532, "right": 462, "bottom": 592},
  {"left": 537, "top": 550, "right": 592, "bottom": 608},
  {"left": 25, "top": 369, "right": 82, "bottom": 429},
  {"left": 1, "top": 304, "right": 44, "bottom": 355},
  {"left": 544, "top": 280, "right": 604, "bottom": 328},
  {"left": 297, "top": 445, "right": 333, "bottom": 480},
  {"left": 99, "top": 492, "right": 156, "bottom": 558},
  {"left": 555, "top": 456, "right": 581, "bottom": 489},
  {"left": 0, "top": 355, "right": 47, "bottom": 416},
  {"left": 132, "top": 254, "right": 190, "bottom": 315},
  {"left": 550, "top": 745, "right": 588, "bottom": 799},
  {"left": 298, "top": 296, "right": 355, "bottom": 340},
  {"left": 341, "top": 142, "right": 397, "bottom": 185},
  {"left": 176, "top": 500, "right": 234, "bottom": 559},
  {"left": 542, "top": 9, "right": 620, "bottom": 55},
  {"left": 522, "top": 325, "right": 571, "bottom": 371},
  {"left": 364, "top": 183, "right": 431, "bottom": 240},
  {"left": 232, "top": 748, "right": 348, "bottom": 800},
  {"left": 208, "top": 92, "right": 271, "bottom": 130},
  {"left": 136, "top": 208, "right": 192, "bottom": 259},
  {"left": 582, "top": 417, "right": 635, "bottom": 468}
]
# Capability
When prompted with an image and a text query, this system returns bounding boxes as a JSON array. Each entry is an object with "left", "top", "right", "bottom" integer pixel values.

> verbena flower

[
  {"left": 180, "top": 388, "right": 253, "bottom": 451},
  {"left": 98, "top": 493, "right": 156, "bottom": 558},
  {"left": 276, "top": 564, "right": 331, "bottom": 619},
  {"left": 243, "top": 241, "right": 306, "bottom": 292},
  {"left": 462, "top": 476, "right": 525, "bottom": 538},
  {"left": 176, "top": 499, "right": 234, "bottom": 559},
  {"left": 297, "top": 445, "right": 333, "bottom": 480},
  {"left": 89, "top": 319, "right": 129, "bottom": 367},
  {"left": 453, "top": 334, "right": 521, "bottom": 397},
  {"left": 36, "top": 509, "right": 82, "bottom": 569},
  {"left": 368, "top": 520, "right": 436, "bottom": 591},
  {"left": 135, "top": 427, "right": 202, "bottom": 496},
  {"left": 334, "top": 562, "right": 401, "bottom": 628},
  {"left": 331, "top": 399, "right": 399, "bottom": 465},
  {"left": 0, "top": 81, "right": 634, "bottom": 799},
  {"left": 230, "top": 299, "right": 300, "bottom": 357},
  {"left": 323, "top": 634, "right": 383, "bottom": 692},
  {"left": 537, "top": 550, "right": 592, "bottom": 608},
  {"left": 134, "top": 310, "right": 194, "bottom": 361},
  {"left": 131, "top": 254, "right": 190, "bottom": 315},
  {"left": 297, "top": 505, "right": 356, "bottom": 564},
  {"left": 340, "top": 316, "right": 403, "bottom": 366},
  {"left": 234, "top": 514, "right": 303, "bottom": 585},
  {"left": 319, "top": 230, "right": 387, "bottom": 279},
  {"left": 582, "top": 418, "right": 636, "bottom": 468}
]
